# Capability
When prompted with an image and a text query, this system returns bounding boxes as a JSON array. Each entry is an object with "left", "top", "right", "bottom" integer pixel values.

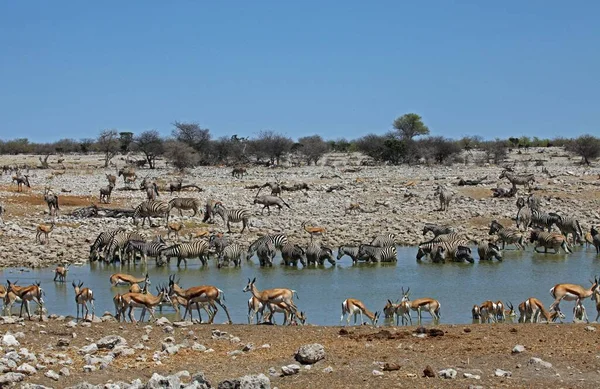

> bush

[
  {"left": 164, "top": 140, "right": 199, "bottom": 171},
  {"left": 565, "top": 135, "right": 600, "bottom": 165}
]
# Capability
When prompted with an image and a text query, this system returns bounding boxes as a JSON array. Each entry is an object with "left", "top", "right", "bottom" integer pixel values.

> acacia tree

[
  {"left": 392, "top": 113, "right": 430, "bottom": 140},
  {"left": 298, "top": 135, "right": 329, "bottom": 165},
  {"left": 96, "top": 130, "right": 120, "bottom": 167},
  {"left": 133, "top": 130, "right": 164, "bottom": 169},
  {"left": 164, "top": 140, "right": 199, "bottom": 171},
  {"left": 566, "top": 134, "right": 600, "bottom": 165},
  {"left": 253, "top": 130, "right": 293, "bottom": 165}
]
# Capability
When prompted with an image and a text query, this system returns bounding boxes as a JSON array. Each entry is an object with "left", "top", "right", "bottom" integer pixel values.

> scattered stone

[
  {"left": 512, "top": 345, "right": 526, "bottom": 354},
  {"left": 2, "top": 334, "right": 19, "bottom": 347},
  {"left": 239, "top": 373, "right": 270, "bottom": 389},
  {"left": 227, "top": 350, "right": 243, "bottom": 357},
  {"left": 16, "top": 363, "right": 37, "bottom": 375},
  {"left": 191, "top": 371, "right": 211, "bottom": 388},
  {"left": 97, "top": 335, "right": 126, "bottom": 350},
  {"left": 59, "top": 367, "right": 70, "bottom": 376},
  {"left": 294, "top": 343, "right": 325, "bottom": 364},
  {"left": 585, "top": 326, "right": 596, "bottom": 332},
  {"left": 173, "top": 321, "right": 193, "bottom": 327},
  {"left": 322, "top": 366, "right": 333, "bottom": 373},
  {"left": 192, "top": 343, "right": 207, "bottom": 352},
  {"left": 242, "top": 343, "right": 254, "bottom": 352},
  {"left": 281, "top": 364, "right": 300, "bottom": 376},
  {"left": 147, "top": 373, "right": 181, "bottom": 388},
  {"left": 529, "top": 357, "right": 553, "bottom": 369},
  {"left": 406, "top": 373, "right": 417, "bottom": 378},
  {"left": 372, "top": 370, "right": 384, "bottom": 376},
  {"left": 0, "top": 372, "right": 26, "bottom": 385},
  {"left": 438, "top": 368, "right": 457, "bottom": 379},
  {"left": 495, "top": 368, "right": 512, "bottom": 377},
  {"left": 44, "top": 369, "right": 60, "bottom": 381},
  {"left": 463, "top": 372, "right": 481, "bottom": 380},
  {"left": 57, "top": 338, "right": 71, "bottom": 347},
  {"left": 79, "top": 343, "right": 98, "bottom": 355},
  {"left": 156, "top": 317, "right": 171, "bottom": 326},
  {"left": 463, "top": 327, "right": 472, "bottom": 333},
  {"left": 423, "top": 365, "right": 436, "bottom": 378},
  {"left": 217, "top": 380, "right": 240, "bottom": 389},
  {"left": 382, "top": 362, "right": 401, "bottom": 371}
]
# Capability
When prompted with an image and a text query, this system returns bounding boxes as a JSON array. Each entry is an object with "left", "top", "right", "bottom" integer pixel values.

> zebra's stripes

[
  {"left": 370, "top": 234, "right": 396, "bottom": 247},
  {"left": 357, "top": 244, "right": 397, "bottom": 263},
  {"left": 158, "top": 240, "right": 210, "bottom": 266},
  {"left": 306, "top": 242, "right": 336, "bottom": 266},
  {"left": 428, "top": 232, "right": 470, "bottom": 243},
  {"left": 218, "top": 243, "right": 246, "bottom": 268},
  {"left": 89, "top": 228, "right": 124, "bottom": 261},
  {"left": 477, "top": 242, "right": 502, "bottom": 261},
  {"left": 208, "top": 234, "right": 229, "bottom": 256},
  {"left": 281, "top": 243, "right": 306, "bottom": 267},
  {"left": 336, "top": 245, "right": 369, "bottom": 264},
  {"left": 133, "top": 200, "right": 170, "bottom": 227},
  {"left": 422, "top": 223, "right": 454, "bottom": 238},
  {"left": 530, "top": 209, "right": 558, "bottom": 232},
  {"left": 247, "top": 234, "right": 288, "bottom": 260},
  {"left": 488, "top": 220, "right": 525, "bottom": 250},
  {"left": 433, "top": 244, "right": 474, "bottom": 263},
  {"left": 169, "top": 198, "right": 202, "bottom": 217},
  {"left": 125, "top": 238, "right": 167, "bottom": 264},
  {"left": 256, "top": 239, "right": 275, "bottom": 267},
  {"left": 499, "top": 170, "right": 535, "bottom": 189},
  {"left": 551, "top": 213, "right": 583, "bottom": 244},
  {"left": 529, "top": 230, "right": 571, "bottom": 254},
  {"left": 104, "top": 230, "right": 147, "bottom": 262},
  {"left": 515, "top": 198, "right": 532, "bottom": 231},
  {"left": 213, "top": 203, "right": 251, "bottom": 233}
]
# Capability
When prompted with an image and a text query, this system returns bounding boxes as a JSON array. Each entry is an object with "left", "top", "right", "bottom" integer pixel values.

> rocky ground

[
  {"left": 1, "top": 148, "right": 599, "bottom": 269},
  {"left": 0, "top": 315, "right": 598, "bottom": 388}
]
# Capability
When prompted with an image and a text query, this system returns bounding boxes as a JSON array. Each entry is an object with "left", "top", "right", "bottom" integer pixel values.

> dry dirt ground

[{"left": 6, "top": 319, "right": 600, "bottom": 388}]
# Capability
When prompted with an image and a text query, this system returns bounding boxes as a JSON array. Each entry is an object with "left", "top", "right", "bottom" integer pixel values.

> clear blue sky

[{"left": 1, "top": 1, "right": 598, "bottom": 143}]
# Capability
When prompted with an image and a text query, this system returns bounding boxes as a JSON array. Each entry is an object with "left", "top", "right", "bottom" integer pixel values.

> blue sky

[{"left": 0, "top": 1, "right": 598, "bottom": 142}]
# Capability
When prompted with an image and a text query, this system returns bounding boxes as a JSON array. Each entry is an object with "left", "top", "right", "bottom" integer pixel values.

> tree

[
  {"left": 79, "top": 138, "right": 95, "bottom": 154},
  {"left": 566, "top": 134, "right": 600, "bottom": 165},
  {"left": 96, "top": 130, "right": 120, "bottom": 167},
  {"left": 164, "top": 140, "right": 199, "bottom": 171},
  {"left": 355, "top": 134, "right": 387, "bottom": 161},
  {"left": 298, "top": 135, "right": 329, "bottom": 165},
  {"left": 119, "top": 132, "right": 134, "bottom": 154},
  {"left": 133, "top": 130, "right": 164, "bottom": 169},
  {"left": 392, "top": 113, "right": 430, "bottom": 140},
  {"left": 252, "top": 130, "right": 293, "bottom": 165},
  {"left": 416, "top": 137, "right": 461, "bottom": 164},
  {"left": 480, "top": 139, "right": 508, "bottom": 165}
]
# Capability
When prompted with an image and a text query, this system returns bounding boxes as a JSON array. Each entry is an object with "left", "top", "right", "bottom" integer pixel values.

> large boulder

[{"left": 294, "top": 343, "right": 325, "bottom": 365}]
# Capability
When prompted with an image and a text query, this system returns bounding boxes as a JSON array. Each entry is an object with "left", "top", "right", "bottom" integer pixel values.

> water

[{"left": 2, "top": 246, "right": 599, "bottom": 325}]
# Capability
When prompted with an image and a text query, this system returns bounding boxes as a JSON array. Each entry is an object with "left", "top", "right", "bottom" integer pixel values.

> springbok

[
  {"left": 169, "top": 278, "right": 232, "bottom": 324},
  {"left": 248, "top": 296, "right": 264, "bottom": 324},
  {"left": 119, "top": 285, "right": 171, "bottom": 323},
  {"left": 495, "top": 300, "right": 506, "bottom": 322},
  {"left": 263, "top": 301, "right": 306, "bottom": 325},
  {"left": 302, "top": 221, "right": 326, "bottom": 241},
  {"left": 592, "top": 289, "right": 600, "bottom": 322},
  {"left": 479, "top": 301, "right": 497, "bottom": 323},
  {"left": 72, "top": 281, "right": 95, "bottom": 321},
  {"left": 6, "top": 280, "right": 44, "bottom": 320},
  {"left": 166, "top": 275, "right": 216, "bottom": 319},
  {"left": 243, "top": 278, "right": 298, "bottom": 321},
  {"left": 549, "top": 277, "right": 599, "bottom": 317},
  {"left": 110, "top": 273, "right": 150, "bottom": 287},
  {"left": 524, "top": 297, "right": 565, "bottom": 323},
  {"left": 53, "top": 264, "right": 70, "bottom": 282},
  {"left": 400, "top": 287, "right": 441, "bottom": 324},
  {"left": 36, "top": 221, "right": 55, "bottom": 244},
  {"left": 472, "top": 304, "right": 481, "bottom": 323},
  {"left": 340, "top": 298, "right": 380, "bottom": 326},
  {"left": 573, "top": 300, "right": 589, "bottom": 323}
]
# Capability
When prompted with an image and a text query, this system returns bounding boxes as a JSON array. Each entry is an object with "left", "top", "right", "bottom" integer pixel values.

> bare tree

[
  {"left": 252, "top": 130, "right": 293, "bottom": 165},
  {"left": 298, "top": 135, "right": 329, "bottom": 165},
  {"left": 96, "top": 130, "right": 120, "bottom": 167},
  {"left": 566, "top": 135, "right": 600, "bottom": 165},
  {"left": 133, "top": 130, "right": 164, "bottom": 169}
]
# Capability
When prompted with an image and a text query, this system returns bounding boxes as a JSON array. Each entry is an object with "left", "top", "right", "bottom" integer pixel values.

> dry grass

[{"left": 457, "top": 187, "right": 491, "bottom": 200}]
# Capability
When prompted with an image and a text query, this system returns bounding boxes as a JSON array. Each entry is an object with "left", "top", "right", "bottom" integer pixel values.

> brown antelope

[
  {"left": 36, "top": 221, "right": 55, "bottom": 244},
  {"left": 523, "top": 297, "right": 565, "bottom": 323},
  {"left": 169, "top": 277, "right": 232, "bottom": 324},
  {"left": 549, "top": 277, "right": 599, "bottom": 316},
  {"left": 106, "top": 173, "right": 117, "bottom": 187},
  {"left": 72, "top": 281, "right": 95, "bottom": 321},
  {"left": 263, "top": 301, "right": 306, "bottom": 325},
  {"left": 113, "top": 293, "right": 124, "bottom": 320},
  {"left": 383, "top": 299, "right": 399, "bottom": 320},
  {"left": 479, "top": 301, "right": 497, "bottom": 323},
  {"left": 340, "top": 298, "right": 380, "bottom": 326},
  {"left": 573, "top": 300, "right": 589, "bottom": 323},
  {"left": 248, "top": 296, "right": 264, "bottom": 324},
  {"left": 242, "top": 278, "right": 299, "bottom": 323},
  {"left": 119, "top": 285, "right": 171, "bottom": 323},
  {"left": 505, "top": 302, "right": 517, "bottom": 321},
  {"left": 302, "top": 221, "right": 326, "bottom": 241},
  {"left": 168, "top": 222, "right": 184, "bottom": 240},
  {"left": 166, "top": 275, "right": 216, "bottom": 318},
  {"left": 1, "top": 283, "right": 23, "bottom": 316},
  {"left": 472, "top": 304, "right": 482, "bottom": 323},
  {"left": 592, "top": 289, "right": 600, "bottom": 322},
  {"left": 53, "top": 264, "right": 70, "bottom": 282},
  {"left": 189, "top": 230, "right": 210, "bottom": 240},
  {"left": 400, "top": 287, "right": 441, "bottom": 324},
  {"left": 495, "top": 300, "right": 506, "bottom": 322},
  {"left": 129, "top": 280, "right": 149, "bottom": 294},
  {"left": 110, "top": 273, "right": 150, "bottom": 287},
  {"left": 6, "top": 280, "right": 44, "bottom": 320},
  {"left": 392, "top": 299, "right": 411, "bottom": 326}
]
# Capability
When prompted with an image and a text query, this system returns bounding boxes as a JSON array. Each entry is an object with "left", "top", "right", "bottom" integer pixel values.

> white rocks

[
  {"left": 79, "top": 343, "right": 98, "bottom": 355},
  {"left": 239, "top": 373, "right": 271, "bottom": 389},
  {"left": 281, "top": 364, "right": 300, "bottom": 376},
  {"left": 512, "top": 344, "right": 526, "bottom": 354},
  {"left": 294, "top": 343, "right": 325, "bottom": 364},
  {"left": 192, "top": 343, "right": 207, "bottom": 352},
  {"left": 495, "top": 368, "right": 512, "bottom": 377},
  {"left": 96, "top": 335, "right": 126, "bottom": 350},
  {"left": 585, "top": 326, "right": 596, "bottom": 332},
  {"left": 44, "top": 369, "right": 60, "bottom": 381},
  {"left": 147, "top": 373, "right": 181, "bottom": 389},
  {"left": 59, "top": 366, "right": 70, "bottom": 376},
  {"left": 16, "top": 363, "right": 37, "bottom": 375},
  {"left": 438, "top": 368, "right": 457, "bottom": 379},
  {"left": 463, "top": 373, "right": 481, "bottom": 380},
  {"left": 0, "top": 372, "right": 26, "bottom": 384},
  {"left": 322, "top": 366, "right": 333, "bottom": 373},
  {"left": 372, "top": 369, "right": 384, "bottom": 376},
  {"left": 155, "top": 317, "right": 171, "bottom": 326},
  {"left": 173, "top": 321, "right": 193, "bottom": 327},
  {"left": 529, "top": 357, "right": 553, "bottom": 369},
  {"left": 2, "top": 334, "right": 19, "bottom": 347}
]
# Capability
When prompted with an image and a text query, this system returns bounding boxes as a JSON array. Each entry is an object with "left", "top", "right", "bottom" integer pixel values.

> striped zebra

[
  {"left": 208, "top": 233, "right": 229, "bottom": 256},
  {"left": 422, "top": 223, "right": 454, "bottom": 238},
  {"left": 133, "top": 200, "right": 170, "bottom": 227},
  {"left": 357, "top": 244, "right": 397, "bottom": 263},
  {"left": 247, "top": 234, "right": 288, "bottom": 260},
  {"left": 306, "top": 242, "right": 336, "bottom": 266},
  {"left": 477, "top": 242, "right": 503, "bottom": 261},
  {"left": 336, "top": 245, "right": 370, "bottom": 264},
  {"left": 281, "top": 243, "right": 306, "bottom": 267},
  {"left": 515, "top": 197, "right": 532, "bottom": 231},
  {"left": 256, "top": 239, "right": 276, "bottom": 267},
  {"left": 104, "top": 230, "right": 147, "bottom": 262},
  {"left": 125, "top": 237, "right": 168, "bottom": 264},
  {"left": 488, "top": 220, "right": 526, "bottom": 250},
  {"left": 527, "top": 193, "right": 541, "bottom": 210},
  {"left": 529, "top": 230, "right": 571, "bottom": 254},
  {"left": 434, "top": 185, "right": 453, "bottom": 211},
  {"left": 428, "top": 232, "right": 471, "bottom": 244},
  {"left": 433, "top": 244, "right": 474, "bottom": 263},
  {"left": 417, "top": 241, "right": 471, "bottom": 263},
  {"left": 158, "top": 240, "right": 210, "bottom": 267},
  {"left": 499, "top": 170, "right": 535, "bottom": 190},
  {"left": 169, "top": 198, "right": 202, "bottom": 217},
  {"left": 217, "top": 243, "right": 246, "bottom": 268},
  {"left": 551, "top": 213, "right": 583, "bottom": 244},
  {"left": 89, "top": 228, "right": 125, "bottom": 261},
  {"left": 530, "top": 209, "right": 559, "bottom": 232},
  {"left": 370, "top": 234, "right": 396, "bottom": 247},
  {"left": 213, "top": 203, "right": 251, "bottom": 233}
]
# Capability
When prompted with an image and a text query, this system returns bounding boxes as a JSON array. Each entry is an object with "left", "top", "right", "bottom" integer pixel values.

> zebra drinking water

[
  {"left": 529, "top": 230, "right": 571, "bottom": 254},
  {"left": 336, "top": 245, "right": 370, "bottom": 264},
  {"left": 370, "top": 234, "right": 396, "bottom": 247},
  {"left": 357, "top": 244, "right": 397, "bottom": 263},
  {"left": 281, "top": 243, "right": 307, "bottom": 267},
  {"left": 158, "top": 240, "right": 210, "bottom": 267},
  {"left": 488, "top": 220, "right": 526, "bottom": 250},
  {"left": 306, "top": 242, "right": 336, "bottom": 266},
  {"left": 217, "top": 243, "right": 246, "bottom": 268},
  {"left": 477, "top": 241, "right": 503, "bottom": 261}
]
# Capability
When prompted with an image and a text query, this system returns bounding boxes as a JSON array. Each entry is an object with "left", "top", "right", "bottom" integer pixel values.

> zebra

[
  {"left": 551, "top": 213, "right": 583, "bottom": 244},
  {"left": 422, "top": 223, "right": 454, "bottom": 238},
  {"left": 169, "top": 198, "right": 202, "bottom": 217},
  {"left": 281, "top": 243, "right": 307, "bottom": 267},
  {"left": 336, "top": 245, "right": 370, "bottom": 264},
  {"left": 530, "top": 209, "right": 559, "bottom": 232},
  {"left": 158, "top": 240, "right": 210, "bottom": 267},
  {"left": 104, "top": 230, "right": 147, "bottom": 263},
  {"left": 133, "top": 200, "right": 170, "bottom": 227},
  {"left": 213, "top": 203, "right": 251, "bottom": 233},
  {"left": 433, "top": 244, "right": 474, "bottom": 263},
  {"left": 433, "top": 185, "right": 453, "bottom": 211},
  {"left": 306, "top": 242, "right": 336, "bottom": 266},
  {"left": 357, "top": 244, "right": 397, "bottom": 263},
  {"left": 499, "top": 170, "right": 535, "bottom": 190},
  {"left": 515, "top": 197, "right": 532, "bottom": 231},
  {"left": 43, "top": 188, "right": 59, "bottom": 217},
  {"left": 591, "top": 227, "right": 600, "bottom": 254},
  {"left": 427, "top": 232, "right": 472, "bottom": 244},
  {"left": 370, "top": 234, "right": 396, "bottom": 247},
  {"left": 255, "top": 239, "right": 276, "bottom": 267},
  {"left": 529, "top": 230, "right": 571, "bottom": 254},
  {"left": 477, "top": 241, "right": 503, "bottom": 261},
  {"left": 246, "top": 234, "right": 288, "bottom": 260},
  {"left": 488, "top": 220, "right": 526, "bottom": 250},
  {"left": 208, "top": 233, "right": 229, "bottom": 256},
  {"left": 89, "top": 228, "right": 125, "bottom": 261},
  {"left": 417, "top": 241, "right": 472, "bottom": 263},
  {"left": 99, "top": 183, "right": 115, "bottom": 204},
  {"left": 125, "top": 238, "right": 168, "bottom": 264},
  {"left": 217, "top": 243, "right": 246, "bottom": 268}
]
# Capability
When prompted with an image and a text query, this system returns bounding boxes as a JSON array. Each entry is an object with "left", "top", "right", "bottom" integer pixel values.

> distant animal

[
  {"left": 253, "top": 195, "right": 291, "bottom": 215},
  {"left": 433, "top": 185, "right": 453, "bottom": 211},
  {"left": 168, "top": 222, "right": 184, "bottom": 240},
  {"left": 99, "top": 183, "right": 115, "bottom": 204},
  {"left": 232, "top": 167, "right": 247, "bottom": 179},
  {"left": 302, "top": 221, "right": 326, "bottom": 241},
  {"left": 43, "top": 188, "right": 59, "bottom": 217},
  {"left": 53, "top": 264, "right": 70, "bottom": 282},
  {"left": 13, "top": 175, "right": 30, "bottom": 192},
  {"left": 36, "top": 221, "right": 56, "bottom": 244},
  {"left": 340, "top": 298, "right": 380, "bottom": 326}
]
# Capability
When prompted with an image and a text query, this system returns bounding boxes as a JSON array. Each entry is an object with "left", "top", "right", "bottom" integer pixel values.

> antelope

[
  {"left": 129, "top": 280, "right": 149, "bottom": 294},
  {"left": 110, "top": 273, "right": 150, "bottom": 287},
  {"left": 168, "top": 222, "right": 184, "bottom": 240},
  {"left": 169, "top": 277, "right": 232, "bottom": 324},
  {"left": 263, "top": 301, "right": 306, "bottom": 325},
  {"left": 472, "top": 304, "right": 481, "bottom": 323},
  {"left": 302, "top": 221, "right": 326, "bottom": 241},
  {"left": 6, "top": 280, "right": 44, "bottom": 320},
  {"left": 495, "top": 300, "right": 506, "bottom": 322},
  {"left": 592, "top": 289, "right": 600, "bottom": 322},
  {"left": 53, "top": 264, "right": 70, "bottom": 282},
  {"left": 523, "top": 297, "right": 565, "bottom": 323},
  {"left": 189, "top": 230, "right": 210, "bottom": 240},
  {"left": 400, "top": 287, "right": 441, "bottom": 324},
  {"left": 0, "top": 284, "right": 22, "bottom": 316},
  {"left": 479, "top": 300, "right": 497, "bottom": 323},
  {"left": 36, "top": 221, "right": 56, "bottom": 244},
  {"left": 573, "top": 300, "right": 589, "bottom": 323},
  {"left": 166, "top": 275, "right": 216, "bottom": 319},
  {"left": 505, "top": 302, "right": 517, "bottom": 320},
  {"left": 106, "top": 173, "right": 117, "bottom": 187},
  {"left": 119, "top": 285, "right": 171, "bottom": 323},
  {"left": 394, "top": 299, "right": 412, "bottom": 326},
  {"left": 383, "top": 299, "right": 399, "bottom": 320},
  {"left": 72, "top": 281, "right": 95, "bottom": 321},
  {"left": 549, "top": 277, "right": 599, "bottom": 317},
  {"left": 248, "top": 296, "right": 264, "bottom": 324},
  {"left": 340, "top": 298, "right": 380, "bottom": 326},
  {"left": 243, "top": 278, "right": 299, "bottom": 322}
]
